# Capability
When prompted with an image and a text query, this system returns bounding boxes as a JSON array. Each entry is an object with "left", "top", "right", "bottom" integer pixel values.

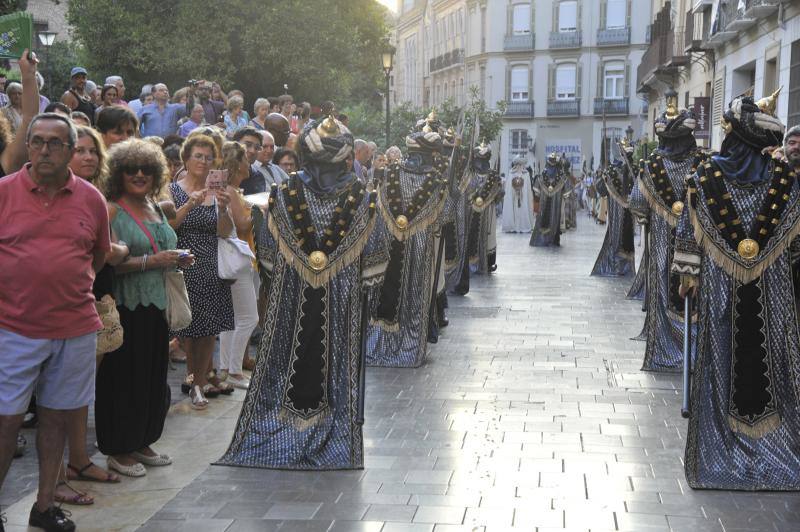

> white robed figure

[{"left": 502, "top": 156, "right": 534, "bottom": 233}]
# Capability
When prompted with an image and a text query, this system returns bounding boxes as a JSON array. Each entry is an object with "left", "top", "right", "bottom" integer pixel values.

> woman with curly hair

[{"left": 96, "top": 139, "right": 195, "bottom": 477}]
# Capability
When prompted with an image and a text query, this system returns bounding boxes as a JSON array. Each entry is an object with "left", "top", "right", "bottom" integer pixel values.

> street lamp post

[
  {"left": 37, "top": 31, "right": 56, "bottom": 99},
  {"left": 382, "top": 48, "right": 394, "bottom": 148},
  {"left": 625, "top": 125, "right": 634, "bottom": 141}
]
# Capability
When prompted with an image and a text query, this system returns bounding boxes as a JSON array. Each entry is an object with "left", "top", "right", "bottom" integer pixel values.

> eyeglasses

[
  {"left": 191, "top": 153, "right": 215, "bottom": 163},
  {"left": 28, "top": 137, "right": 71, "bottom": 152},
  {"left": 121, "top": 164, "right": 158, "bottom": 176},
  {"left": 242, "top": 141, "right": 262, "bottom": 152}
]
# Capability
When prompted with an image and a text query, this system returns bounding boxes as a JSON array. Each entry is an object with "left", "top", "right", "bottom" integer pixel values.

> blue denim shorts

[{"left": 0, "top": 328, "right": 96, "bottom": 415}]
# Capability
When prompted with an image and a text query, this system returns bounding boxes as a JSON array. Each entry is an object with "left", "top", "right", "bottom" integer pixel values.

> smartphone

[
  {"left": 205, "top": 170, "right": 228, "bottom": 197},
  {"left": 176, "top": 249, "right": 191, "bottom": 259}
]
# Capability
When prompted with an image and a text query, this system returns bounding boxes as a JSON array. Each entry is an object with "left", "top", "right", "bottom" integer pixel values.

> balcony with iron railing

[
  {"left": 549, "top": 30, "right": 582, "bottom": 49},
  {"left": 547, "top": 99, "right": 580, "bottom": 117},
  {"left": 593, "top": 98, "right": 629, "bottom": 115},
  {"left": 505, "top": 101, "right": 535, "bottom": 118},
  {"left": 429, "top": 48, "right": 464, "bottom": 73},
  {"left": 726, "top": 0, "right": 780, "bottom": 32},
  {"left": 705, "top": 1, "right": 736, "bottom": 47},
  {"left": 597, "top": 27, "right": 631, "bottom": 46},
  {"left": 637, "top": 5, "right": 692, "bottom": 91},
  {"left": 684, "top": 9, "right": 702, "bottom": 52},
  {"left": 504, "top": 33, "right": 535, "bottom": 51}
]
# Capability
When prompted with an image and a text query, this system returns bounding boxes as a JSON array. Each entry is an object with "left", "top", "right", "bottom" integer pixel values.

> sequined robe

[
  {"left": 366, "top": 159, "right": 447, "bottom": 367},
  {"left": 674, "top": 155, "right": 800, "bottom": 490},
  {"left": 629, "top": 152, "right": 697, "bottom": 371},
  {"left": 530, "top": 165, "right": 568, "bottom": 247},
  {"left": 444, "top": 153, "right": 473, "bottom": 294},
  {"left": 591, "top": 163, "right": 635, "bottom": 277},
  {"left": 217, "top": 174, "right": 386, "bottom": 470},
  {"left": 467, "top": 170, "right": 502, "bottom": 274}
]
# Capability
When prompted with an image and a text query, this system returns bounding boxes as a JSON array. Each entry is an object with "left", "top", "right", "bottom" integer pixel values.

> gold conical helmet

[
  {"left": 756, "top": 86, "right": 782, "bottom": 117},
  {"left": 665, "top": 89, "right": 679, "bottom": 120},
  {"left": 316, "top": 114, "right": 340, "bottom": 138}
]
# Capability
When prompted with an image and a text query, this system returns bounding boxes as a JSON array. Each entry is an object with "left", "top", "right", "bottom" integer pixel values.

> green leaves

[
  {"left": 344, "top": 88, "right": 507, "bottom": 152},
  {"left": 67, "top": 0, "right": 388, "bottom": 106}
]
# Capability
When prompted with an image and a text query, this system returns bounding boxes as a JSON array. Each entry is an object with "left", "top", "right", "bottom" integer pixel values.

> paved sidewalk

[{"left": 4, "top": 218, "right": 800, "bottom": 531}]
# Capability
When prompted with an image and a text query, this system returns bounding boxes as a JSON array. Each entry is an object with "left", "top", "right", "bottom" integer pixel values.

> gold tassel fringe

[
  {"left": 689, "top": 200, "right": 800, "bottom": 284},
  {"left": 377, "top": 189, "right": 447, "bottom": 242},
  {"left": 268, "top": 209, "right": 377, "bottom": 289},
  {"left": 369, "top": 317, "right": 400, "bottom": 333},
  {"left": 602, "top": 175, "right": 630, "bottom": 209},
  {"left": 278, "top": 405, "right": 330, "bottom": 432},
  {"left": 728, "top": 412, "right": 781, "bottom": 439},
  {"left": 637, "top": 173, "right": 677, "bottom": 227}
]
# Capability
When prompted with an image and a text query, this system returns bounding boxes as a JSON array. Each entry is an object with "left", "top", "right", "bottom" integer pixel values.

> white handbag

[
  {"left": 218, "top": 235, "right": 255, "bottom": 279},
  {"left": 216, "top": 199, "right": 255, "bottom": 279}
]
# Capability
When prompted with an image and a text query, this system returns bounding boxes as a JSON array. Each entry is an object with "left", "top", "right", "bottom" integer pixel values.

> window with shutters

[
  {"left": 559, "top": 1, "right": 578, "bottom": 32},
  {"left": 604, "top": 61, "right": 625, "bottom": 99},
  {"left": 556, "top": 64, "right": 577, "bottom": 100},
  {"left": 789, "top": 40, "right": 800, "bottom": 128},
  {"left": 510, "top": 129, "right": 530, "bottom": 160},
  {"left": 606, "top": 0, "right": 626, "bottom": 29},
  {"left": 711, "top": 67, "right": 725, "bottom": 137},
  {"left": 513, "top": 4, "right": 531, "bottom": 35},
  {"left": 511, "top": 66, "right": 529, "bottom": 101}
]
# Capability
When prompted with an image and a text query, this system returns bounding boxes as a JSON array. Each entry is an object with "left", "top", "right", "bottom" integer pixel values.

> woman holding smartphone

[{"left": 169, "top": 135, "right": 235, "bottom": 409}]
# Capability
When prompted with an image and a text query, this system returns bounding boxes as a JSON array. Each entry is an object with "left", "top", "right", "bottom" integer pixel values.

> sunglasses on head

[{"left": 121, "top": 164, "right": 158, "bottom": 176}]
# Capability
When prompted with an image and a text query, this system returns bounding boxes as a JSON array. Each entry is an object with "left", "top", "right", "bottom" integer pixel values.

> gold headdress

[
  {"left": 316, "top": 115, "right": 340, "bottom": 138},
  {"left": 756, "top": 86, "right": 782, "bottom": 117}
]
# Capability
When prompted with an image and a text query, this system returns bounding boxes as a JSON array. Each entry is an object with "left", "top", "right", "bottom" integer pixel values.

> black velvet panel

[
  {"left": 375, "top": 239, "right": 406, "bottom": 324},
  {"left": 286, "top": 286, "right": 327, "bottom": 413},
  {"left": 731, "top": 280, "right": 772, "bottom": 418}
]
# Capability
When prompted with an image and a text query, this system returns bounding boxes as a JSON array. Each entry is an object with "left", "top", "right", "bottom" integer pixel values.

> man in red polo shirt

[{"left": 0, "top": 113, "right": 110, "bottom": 532}]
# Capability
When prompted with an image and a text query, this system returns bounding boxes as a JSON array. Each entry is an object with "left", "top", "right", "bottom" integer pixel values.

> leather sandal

[
  {"left": 67, "top": 462, "right": 120, "bottom": 483},
  {"left": 54, "top": 481, "right": 94, "bottom": 506},
  {"left": 190, "top": 385, "right": 209, "bottom": 410}
]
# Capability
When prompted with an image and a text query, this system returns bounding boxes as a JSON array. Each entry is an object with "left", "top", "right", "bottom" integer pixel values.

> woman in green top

[{"left": 97, "top": 139, "right": 195, "bottom": 478}]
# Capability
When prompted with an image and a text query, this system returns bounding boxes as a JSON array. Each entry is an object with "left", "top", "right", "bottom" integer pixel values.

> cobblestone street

[{"left": 5, "top": 218, "right": 800, "bottom": 531}]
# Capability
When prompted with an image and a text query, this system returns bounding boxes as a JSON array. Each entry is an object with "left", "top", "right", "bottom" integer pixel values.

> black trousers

[{"left": 95, "top": 305, "right": 170, "bottom": 456}]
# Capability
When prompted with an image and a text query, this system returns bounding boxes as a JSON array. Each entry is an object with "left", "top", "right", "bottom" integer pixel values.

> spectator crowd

[{"left": 0, "top": 52, "right": 397, "bottom": 532}]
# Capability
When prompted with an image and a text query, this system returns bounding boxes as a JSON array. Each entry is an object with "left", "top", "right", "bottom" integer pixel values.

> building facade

[
  {"left": 392, "top": 0, "right": 652, "bottom": 175},
  {"left": 639, "top": 0, "right": 799, "bottom": 151}
]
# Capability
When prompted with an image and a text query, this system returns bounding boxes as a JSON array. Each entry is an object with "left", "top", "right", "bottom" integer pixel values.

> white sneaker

[{"left": 228, "top": 374, "right": 250, "bottom": 389}]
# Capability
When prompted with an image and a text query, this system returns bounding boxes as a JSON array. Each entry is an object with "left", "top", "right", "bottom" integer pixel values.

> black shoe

[
  {"left": 489, "top": 264, "right": 497, "bottom": 273},
  {"left": 14, "top": 433, "right": 25, "bottom": 458},
  {"left": 29, "top": 504, "right": 75, "bottom": 532}
]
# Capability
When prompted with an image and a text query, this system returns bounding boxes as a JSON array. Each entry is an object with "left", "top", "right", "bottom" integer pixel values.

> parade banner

[
  {"left": 545, "top": 140, "right": 581, "bottom": 171},
  {"left": 694, "top": 97, "right": 710, "bottom": 140},
  {"left": 0, "top": 12, "right": 32, "bottom": 60}
]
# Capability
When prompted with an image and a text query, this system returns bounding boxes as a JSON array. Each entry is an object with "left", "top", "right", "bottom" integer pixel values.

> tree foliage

[
  {"left": 67, "top": 0, "right": 388, "bottom": 106},
  {"left": 344, "top": 87, "right": 507, "bottom": 153}
]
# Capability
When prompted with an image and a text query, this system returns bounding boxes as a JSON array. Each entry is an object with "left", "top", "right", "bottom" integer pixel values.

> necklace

[
  {"left": 694, "top": 158, "right": 793, "bottom": 260},
  {"left": 273, "top": 176, "right": 367, "bottom": 271},
  {"left": 378, "top": 155, "right": 448, "bottom": 240}
]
